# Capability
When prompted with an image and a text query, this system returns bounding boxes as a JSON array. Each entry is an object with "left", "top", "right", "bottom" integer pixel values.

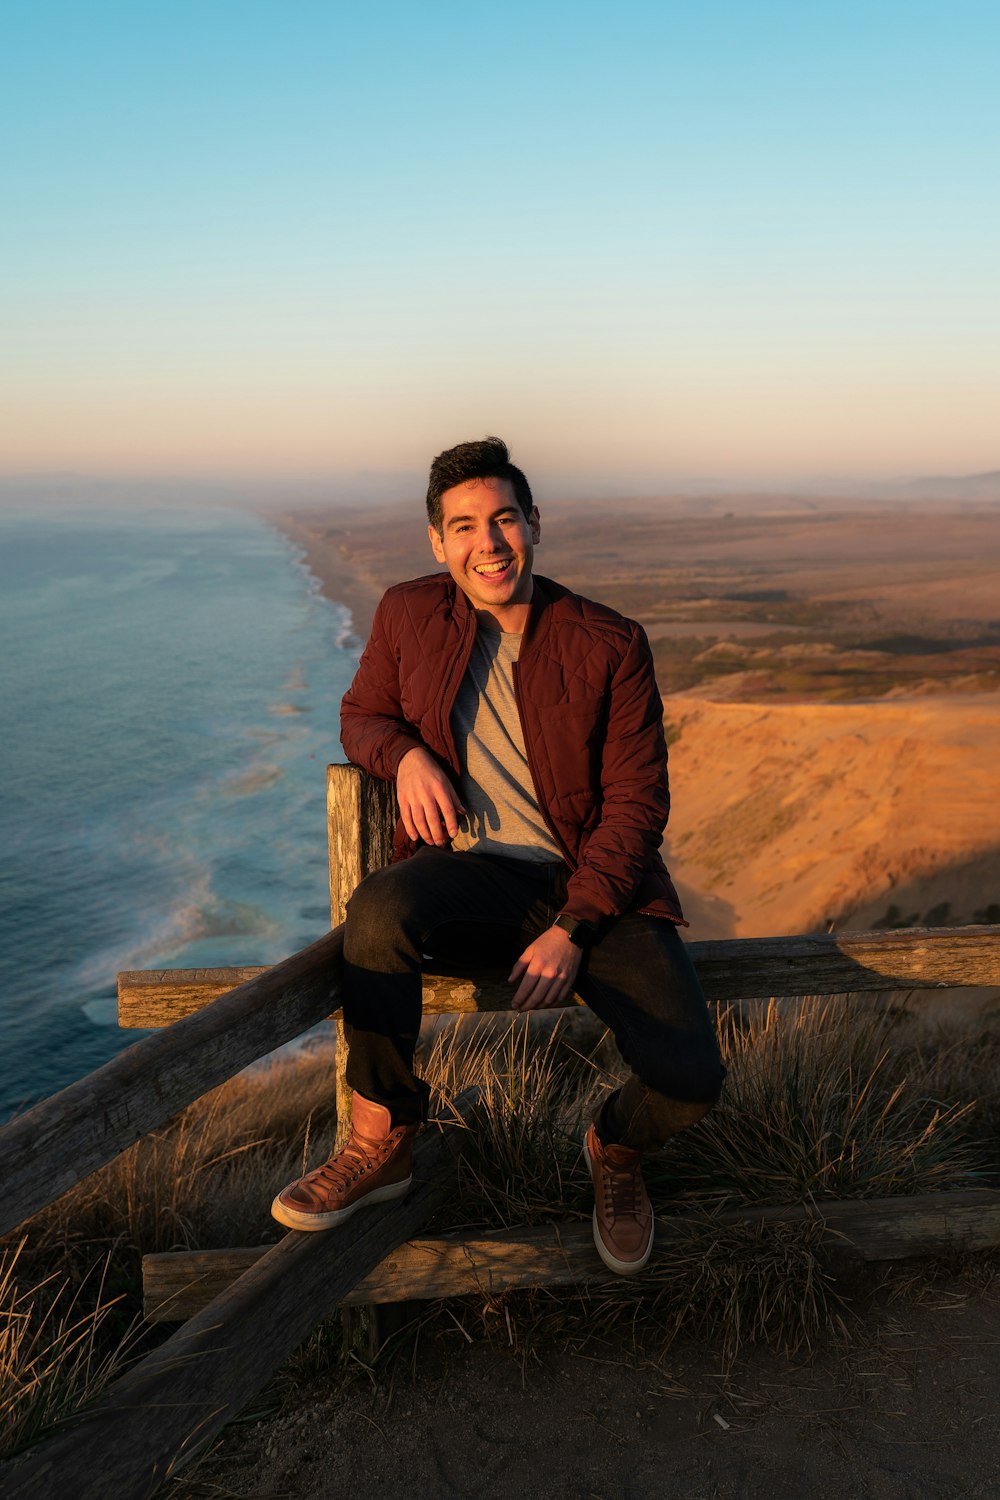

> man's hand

[
  {"left": 509, "top": 925, "right": 583, "bottom": 1011},
  {"left": 396, "top": 747, "right": 465, "bottom": 847}
]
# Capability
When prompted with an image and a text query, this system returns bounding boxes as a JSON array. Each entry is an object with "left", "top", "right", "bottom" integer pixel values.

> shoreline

[{"left": 263, "top": 508, "right": 383, "bottom": 646}]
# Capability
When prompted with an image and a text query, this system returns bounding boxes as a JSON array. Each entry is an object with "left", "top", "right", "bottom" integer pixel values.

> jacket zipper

[
  {"left": 511, "top": 658, "right": 576, "bottom": 870},
  {"left": 438, "top": 604, "right": 478, "bottom": 771}
]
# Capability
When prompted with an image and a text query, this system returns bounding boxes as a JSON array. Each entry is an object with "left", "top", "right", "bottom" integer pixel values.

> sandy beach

[{"left": 265, "top": 508, "right": 385, "bottom": 648}]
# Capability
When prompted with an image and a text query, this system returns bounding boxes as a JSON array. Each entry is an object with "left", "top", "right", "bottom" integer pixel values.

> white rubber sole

[
  {"left": 583, "top": 1132, "right": 653, "bottom": 1276},
  {"left": 270, "top": 1174, "right": 412, "bottom": 1232}
]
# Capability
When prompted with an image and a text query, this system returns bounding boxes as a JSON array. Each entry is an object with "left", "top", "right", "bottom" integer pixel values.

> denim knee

[{"left": 343, "top": 865, "right": 421, "bottom": 969}]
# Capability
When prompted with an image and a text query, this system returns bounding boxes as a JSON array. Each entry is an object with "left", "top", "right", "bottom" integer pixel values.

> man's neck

[{"left": 467, "top": 584, "right": 534, "bottom": 634}]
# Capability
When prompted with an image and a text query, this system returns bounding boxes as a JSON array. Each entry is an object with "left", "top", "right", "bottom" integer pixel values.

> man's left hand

[{"left": 509, "top": 926, "right": 583, "bottom": 1011}]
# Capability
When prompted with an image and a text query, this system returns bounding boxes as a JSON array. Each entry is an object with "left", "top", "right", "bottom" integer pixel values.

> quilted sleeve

[
  {"left": 561, "top": 622, "right": 670, "bottom": 923},
  {"left": 340, "top": 591, "right": 425, "bottom": 781}
]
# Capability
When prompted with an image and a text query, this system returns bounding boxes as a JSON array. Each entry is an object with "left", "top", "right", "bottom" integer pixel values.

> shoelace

[
  {"left": 306, "top": 1134, "right": 384, "bottom": 1193},
  {"left": 602, "top": 1154, "right": 644, "bottom": 1221}
]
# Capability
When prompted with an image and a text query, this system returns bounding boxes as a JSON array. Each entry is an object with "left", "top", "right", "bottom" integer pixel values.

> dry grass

[
  {"left": 1, "top": 996, "right": 997, "bottom": 1460},
  {"left": 648, "top": 997, "right": 981, "bottom": 1208},
  {"left": 423, "top": 996, "right": 982, "bottom": 1234},
  {"left": 0, "top": 1240, "right": 137, "bottom": 1458}
]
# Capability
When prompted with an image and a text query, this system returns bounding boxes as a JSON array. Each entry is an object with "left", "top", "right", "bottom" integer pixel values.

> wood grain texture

[
  {"left": 327, "top": 763, "right": 396, "bottom": 1148},
  {"left": 141, "top": 1188, "right": 1000, "bottom": 1321},
  {"left": 0, "top": 1096, "right": 475, "bottom": 1500},
  {"left": 327, "top": 761, "right": 396, "bottom": 926},
  {"left": 117, "top": 967, "right": 270, "bottom": 1027},
  {"left": 687, "top": 926, "right": 1000, "bottom": 999},
  {"left": 0, "top": 929, "right": 345, "bottom": 1240},
  {"left": 118, "top": 926, "right": 1000, "bottom": 1028}
]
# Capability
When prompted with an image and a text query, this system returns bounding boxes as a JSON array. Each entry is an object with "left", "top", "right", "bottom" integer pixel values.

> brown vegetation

[{"left": 3, "top": 997, "right": 998, "bottom": 1473}]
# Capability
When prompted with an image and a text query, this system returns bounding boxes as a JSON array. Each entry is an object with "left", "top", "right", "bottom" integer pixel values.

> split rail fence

[{"left": 2, "top": 762, "right": 1000, "bottom": 1498}]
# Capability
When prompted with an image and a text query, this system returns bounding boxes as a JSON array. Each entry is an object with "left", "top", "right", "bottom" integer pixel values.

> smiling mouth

[{"left": 474, "top": 558, "right": 514, "bottom": 577}]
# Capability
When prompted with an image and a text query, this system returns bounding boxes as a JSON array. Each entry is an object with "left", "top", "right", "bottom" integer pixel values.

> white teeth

[{"left": 475, "top": 560, "right": 511, "bottom": 574}]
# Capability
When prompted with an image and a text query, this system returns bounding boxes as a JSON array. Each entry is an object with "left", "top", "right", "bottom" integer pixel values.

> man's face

[{"left": 429, "top": 476, "right": 541, "bottom": 623}]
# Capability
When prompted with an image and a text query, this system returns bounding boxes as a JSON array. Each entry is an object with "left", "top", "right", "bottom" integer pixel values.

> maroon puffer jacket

[{"left": 340, "top": 572, "right": 684, "bottom": 927}]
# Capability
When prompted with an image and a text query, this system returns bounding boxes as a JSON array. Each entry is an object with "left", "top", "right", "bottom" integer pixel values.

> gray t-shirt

[{"left": 449, "top": 616, "right": 563, "bottom": 862}]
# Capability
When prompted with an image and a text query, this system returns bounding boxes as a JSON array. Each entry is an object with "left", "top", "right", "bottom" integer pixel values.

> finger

[
  {"left": 508, "top": 957, "right": 527, "bottom": 985},
  {"left": 529, "top": 975, "right": 567, "bottom": 1009},
  {"left": 434, "top": 792, "right": 467, "bottom": 840},
  {"left": 426, "top": 809, "right": 450, "bottom": 846},
  {"left": 399, "top": 802, "right": 420, "bottom": 843},
  {"left": 511, "top": 973, "right": 537, "bottom": 1009},
  {"left": 444, "top": 814, "right": 461, "bottom": 840},
  {"left": 411, "top": 803, "right": 436, "bottom": 846},
  {"left": 434, "top": 792, "right": 461, "bottom": 841},
  {"left": 513, "top": 968, "right": 551, "bottom": 1010},
  {"left": 519, "top": 984, "right": 553, "bottom": 1011},
  {"left": 435, "top": 794, "right": 459, "bottom": 844}
]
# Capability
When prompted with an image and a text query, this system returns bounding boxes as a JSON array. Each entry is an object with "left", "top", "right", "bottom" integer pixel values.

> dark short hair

[{"left": 426, "top": 436, "right": 534, "bottom": 532}]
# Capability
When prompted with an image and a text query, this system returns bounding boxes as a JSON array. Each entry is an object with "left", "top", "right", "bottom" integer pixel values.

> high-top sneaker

[
  {"left": 271, "top": 1094, "right": 419, "bottom": 1232},
  {"left": 583, "top": 1121, "right": 654, "bottom": 1275}
]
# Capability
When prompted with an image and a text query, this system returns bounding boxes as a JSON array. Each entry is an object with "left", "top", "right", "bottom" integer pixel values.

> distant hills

[{"left": 896, "top": 470, "right": 1000, "bottom": 501}]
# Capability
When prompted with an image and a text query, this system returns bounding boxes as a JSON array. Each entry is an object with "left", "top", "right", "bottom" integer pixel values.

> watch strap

[{"left": 553, "top": 913, "right": 596, "bottom": 949}]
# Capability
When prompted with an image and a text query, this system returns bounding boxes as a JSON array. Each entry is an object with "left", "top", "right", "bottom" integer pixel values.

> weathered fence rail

[
  {"left": 118, "top": 924, "right": 1000, "bottom": 1023},
  {"left": 143, "top": 1187, "right": 1000, "bottom": 1323}
]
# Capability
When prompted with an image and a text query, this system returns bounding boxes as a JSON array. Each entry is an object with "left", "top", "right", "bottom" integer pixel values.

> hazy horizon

[{"left": 2, "top": 466, "right": 999, "bottom": 512}]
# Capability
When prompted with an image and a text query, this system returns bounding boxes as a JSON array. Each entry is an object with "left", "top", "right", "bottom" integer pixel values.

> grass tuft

[
  {"left": 0, "top": 1239, "right": 137, "bottom": 1458},
  {"left": 647, "top": 998, "right": 981, "bottom": 1209}
]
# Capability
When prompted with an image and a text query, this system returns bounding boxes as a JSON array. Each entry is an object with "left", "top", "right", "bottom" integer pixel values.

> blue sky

[{"left": 3, "top": 0, "right": 998, "bottom": 490}]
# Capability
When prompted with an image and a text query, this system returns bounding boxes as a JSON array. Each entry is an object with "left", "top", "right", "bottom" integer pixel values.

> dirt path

[{"left": 188, "top": 1284, "right": 1000, "bottom": 1499}]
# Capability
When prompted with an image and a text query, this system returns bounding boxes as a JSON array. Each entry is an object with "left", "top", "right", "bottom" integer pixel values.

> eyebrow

[{"left": 446, "top": 506, "right": 520, "bottom": 530}]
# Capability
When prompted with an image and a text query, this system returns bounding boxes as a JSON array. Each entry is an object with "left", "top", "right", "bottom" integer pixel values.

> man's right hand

[{"left": 396, "top": 747, "right": 465, "bottom": 847}]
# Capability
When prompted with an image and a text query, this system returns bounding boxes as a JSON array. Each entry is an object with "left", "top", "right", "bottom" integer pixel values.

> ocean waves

[{"left": 0, "top": 503, "right": 356, "bottom": 1117}]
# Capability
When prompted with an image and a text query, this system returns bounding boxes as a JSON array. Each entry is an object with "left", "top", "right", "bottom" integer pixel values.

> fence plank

[
  {"left": 688, "top": 926, "right": 1000, "bottom": 998},
  {"left": 140, "top": 1188, "right": 1000, "bottom": 1321},
  {"left": 0, "top": 1097, "right": 474, "bottom": 1500},
  {"left": 118, "top": 925, "right": 1000, "bottom": 1028},
  {"left": 0, "top": 929, "right": 345, "bottom": 1240}
]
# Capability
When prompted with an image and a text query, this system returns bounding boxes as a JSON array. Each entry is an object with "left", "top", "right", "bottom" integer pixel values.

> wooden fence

[{"left": 1, "top": 762, "right": 999, "bottom": 1498}]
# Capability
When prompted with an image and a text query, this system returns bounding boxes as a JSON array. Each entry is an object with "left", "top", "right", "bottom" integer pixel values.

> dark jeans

[{"left": 342, "top": 847, "right": 725, "bottom": 1151}]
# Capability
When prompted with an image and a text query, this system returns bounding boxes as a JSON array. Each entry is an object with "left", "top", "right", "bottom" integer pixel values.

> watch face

[{"left": 556, "top": 914, "right": 592, "bottom": 947}]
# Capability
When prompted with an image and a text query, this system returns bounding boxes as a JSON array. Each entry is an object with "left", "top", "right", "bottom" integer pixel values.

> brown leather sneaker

[
  {"left": 583, "top": 1121, "right": 654, "bottom": 1275},
  {"left": 271, "top": 1093, "right": 419, "bottom": 1232}
]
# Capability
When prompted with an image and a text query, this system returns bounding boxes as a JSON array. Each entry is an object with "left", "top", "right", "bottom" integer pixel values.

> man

[{"left": 272, "top": 437, "right": 724, "bottom": 1274}]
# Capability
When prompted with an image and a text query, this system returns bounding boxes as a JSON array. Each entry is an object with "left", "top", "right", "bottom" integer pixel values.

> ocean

[{"left": 0, "top": 504, "right": 357, "bottom": 1120}]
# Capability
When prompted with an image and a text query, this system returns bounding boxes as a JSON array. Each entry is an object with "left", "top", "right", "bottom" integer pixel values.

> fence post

[{"left": 327, "top": 764, "right": 397, "bottom": 1147}]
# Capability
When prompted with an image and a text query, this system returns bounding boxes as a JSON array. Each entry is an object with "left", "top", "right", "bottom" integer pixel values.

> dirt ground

[{"left": 188, "top": 1282, "right": 1000, "bottom": 1500}]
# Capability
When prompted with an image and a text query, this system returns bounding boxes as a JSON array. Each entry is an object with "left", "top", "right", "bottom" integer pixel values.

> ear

[
  {"left": 529, "top": 506, "right": 541, "bottom": 544},
  {"left": 428, "top": 522, "right": 447, "bottom": 564}
]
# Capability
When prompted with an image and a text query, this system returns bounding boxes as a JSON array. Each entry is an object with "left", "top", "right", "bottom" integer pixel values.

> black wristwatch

[{"left": 553, "top": 913, "right": 597, "bottom": 949}]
